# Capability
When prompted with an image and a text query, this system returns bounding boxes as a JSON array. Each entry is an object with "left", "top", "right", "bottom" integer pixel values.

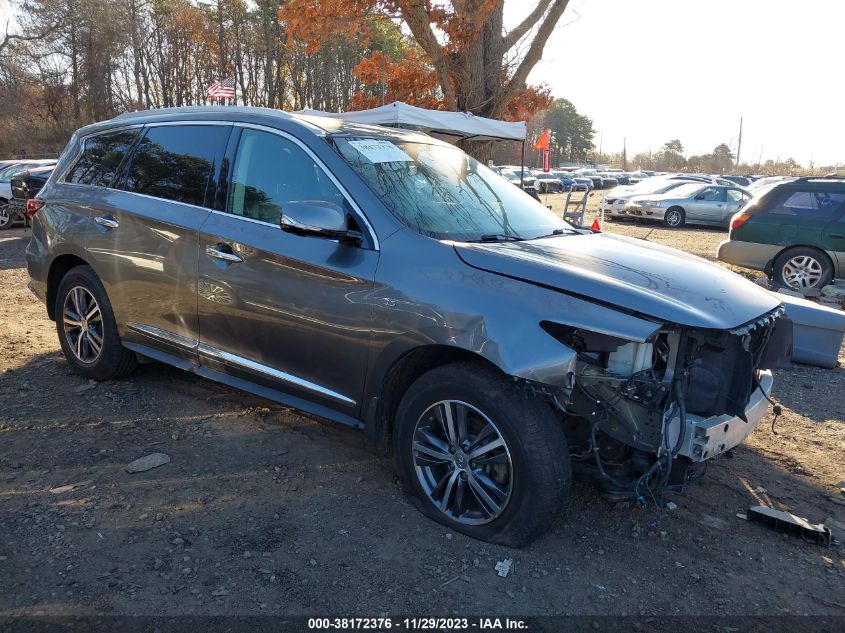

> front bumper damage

[
  {"left": 546, "top": 306, "right": 791, "bottom": 496},
  {"left": 674, "top": 369, "right": 772, "bottom": 461}
]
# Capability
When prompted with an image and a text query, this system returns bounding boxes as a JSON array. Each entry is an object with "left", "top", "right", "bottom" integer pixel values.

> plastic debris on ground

[{"left": 494, "top": 558, "right": 513, "bottom": 578}]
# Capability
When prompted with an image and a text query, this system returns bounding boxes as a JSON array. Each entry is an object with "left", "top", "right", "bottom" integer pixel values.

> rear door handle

[
  {"left": 829, "top": 233, "right": 845, "bottom": 239},
  {"left": 206, "top": 244, "right": 243, "bottom": 264},
  {"left": 94, "top": 215, "right": 119, "bottom": 229}
]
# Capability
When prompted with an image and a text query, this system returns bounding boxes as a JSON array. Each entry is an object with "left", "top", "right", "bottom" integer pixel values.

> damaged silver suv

[{"left": 26, "top": 107, "right": 791, "bottom": 546}]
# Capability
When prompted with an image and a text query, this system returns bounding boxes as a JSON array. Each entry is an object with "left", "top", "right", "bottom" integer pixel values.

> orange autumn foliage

[{"left": 279, "top": 0, "right": 556, "bottom": 122}]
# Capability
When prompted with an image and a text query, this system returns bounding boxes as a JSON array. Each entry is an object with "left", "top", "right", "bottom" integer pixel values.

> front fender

[{"left": 366, "top": 231, "right": 663, "bottom": 393}]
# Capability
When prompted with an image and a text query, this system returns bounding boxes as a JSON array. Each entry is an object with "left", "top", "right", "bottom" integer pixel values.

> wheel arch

[
  {"left": 767, "top": 244, "right": 835, "bottom": 277},
  {"left": 363, "top": 344, "right": 507, "bottom": 450},
  {"left": 46, "top": 254, "right": 90, "bottom": 320}
]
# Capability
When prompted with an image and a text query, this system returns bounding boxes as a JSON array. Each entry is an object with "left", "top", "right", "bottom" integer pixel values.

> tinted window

[
  {"left": 765, "top": 189, "right": 845, "bottom": 220},
  {"left": 229, "top": 129, "right": 348, "bottom": 224},
  {"left": 125, "top": 125, "right": 229, "bottom": 207},
  {"left": 65, "top": 130, "right": 139, "bottom": 187}
]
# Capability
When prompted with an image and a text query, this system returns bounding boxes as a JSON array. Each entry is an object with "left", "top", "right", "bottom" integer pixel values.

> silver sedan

[{"left": 623, "top": 183, "right": 752, "bottom": 228}]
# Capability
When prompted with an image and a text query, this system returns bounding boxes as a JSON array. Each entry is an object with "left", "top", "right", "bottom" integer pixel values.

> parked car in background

[
  {"left": 722, "top": 175, "right": 753, "bottom": 187},
  {"left": 1, "top": 165, "right": 55, "bottom": 229},
  {"left": 26, "top": 106, "right": 788, "bottom": 546},
  {"left": 718, "top": 176, "right": 845, "bottom": 289},
  {"left": 0, "top": 159, "right": 56, "bottom": 208},
  {"left": 600, "top": 177, "right": 703, "bottom": 219},
  {"left": 598, "top": 173, "right": 619, "bottom": 189},
  {"left": 574, "top": 171, "right": 604, "bottom": 189},
  {"left": 550, "top": 171, "right": 591, "bottom": 192},
  {"left": 613, "top": 173, "right": 631, "bottom": 186},
  {"left": 623, "top": 183, "right": 752, "bottom": 228},
  {"left": 534, "top": 171, "right": 565, "bottom": 193}
]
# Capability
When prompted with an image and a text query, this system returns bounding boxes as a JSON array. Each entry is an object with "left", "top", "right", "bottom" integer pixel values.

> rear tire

[
  {"left": 56, "top": 265, "right": 138, "bottom": 380},
  {"left": 663, "top": 206, "right": 686, "bottom": 228},
  {"left": 393, "top": 362, "right": 570, "bottom": 547},
  {"left": 772, "top": 247, "right": 833, "bottom": 290}
]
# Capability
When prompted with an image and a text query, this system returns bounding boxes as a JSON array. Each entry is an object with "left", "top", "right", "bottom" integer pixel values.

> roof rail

[{"left": 792, "top": 173, "right": 845, "bottom": 183}]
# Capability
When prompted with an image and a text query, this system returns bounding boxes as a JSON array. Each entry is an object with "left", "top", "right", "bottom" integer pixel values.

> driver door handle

[
  {"left": 206, "top": 244, "right": 243, "bottom": 264},
  {"left": 94, "top": 215, "right": 119, "bottom": 229}
]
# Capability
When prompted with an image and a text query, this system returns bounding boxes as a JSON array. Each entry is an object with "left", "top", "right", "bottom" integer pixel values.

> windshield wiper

[
  {"left": 473, "top": 233, "right": 525, "bottom": 242},
  {"left": 530, "top": 228, "right": 577, "bottom": 240}
]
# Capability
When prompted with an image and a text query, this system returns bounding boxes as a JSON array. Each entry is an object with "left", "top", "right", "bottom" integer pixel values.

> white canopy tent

[
  {"left": 295, "top": 101, "right": 530, "bottom": 187},
  {"left": 296, "top": 100, "right": 527, "bottom": 143}
]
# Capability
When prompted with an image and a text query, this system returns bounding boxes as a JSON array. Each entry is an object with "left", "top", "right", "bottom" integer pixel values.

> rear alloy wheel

[
  {"left": 394, "top": 362, "right": 570, "bottom": 547},
  {"left": 0, "top": 202, "right": 14, "bottom": 230},
  {"left": 663, "top": 206, "right": 686, "bottom": 228},
  {"left": 773, "top": 247, "right": 833, "bottom": 290},
  {"left": 56, "top": 265, "right": 138, "bottom": 380}
]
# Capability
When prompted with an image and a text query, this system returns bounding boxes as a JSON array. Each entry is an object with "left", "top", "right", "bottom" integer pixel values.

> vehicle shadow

[{"left": 1, "top": 350, "right": 843, "bottom": 617}]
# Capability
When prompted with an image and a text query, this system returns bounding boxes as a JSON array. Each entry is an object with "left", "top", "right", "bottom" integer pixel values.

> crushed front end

[{"left": 546, "top": 307, "right": 792, "bottom": 498}]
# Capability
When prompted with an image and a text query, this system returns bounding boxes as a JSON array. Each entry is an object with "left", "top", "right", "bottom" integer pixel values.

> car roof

[{"left": 89, "top": 105, "right": 441, "bottom": 146}]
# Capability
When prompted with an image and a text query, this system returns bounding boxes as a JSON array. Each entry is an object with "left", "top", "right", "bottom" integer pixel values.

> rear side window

[
  {"left": 65, "top": 129, "right": 139, "bottom": 187},
  {"left": 764, "top": 189, "right": 845, "bottom": 220},
  {"left": 124, "top": 125, "right": 230, "bottom": 208}
]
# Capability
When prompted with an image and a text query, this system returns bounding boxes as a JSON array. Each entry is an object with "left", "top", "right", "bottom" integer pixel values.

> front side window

[
  {"left": 332, "top": 137, "right": 570, "bottom": 241},
  {"left": 766, "top": 189, "right": 845, "bottom": 220},
  {"left": 699, "top": 187, "right": 724, "bottom": 202},
  {"left": 65, "top": 129, "right": 140, "bottom": 187},
  {"left": 124, "top": 125, "right": 230, "bottom": 207},
  {"left": 228, "top": 129, "right": 348, "bottom": 224}
]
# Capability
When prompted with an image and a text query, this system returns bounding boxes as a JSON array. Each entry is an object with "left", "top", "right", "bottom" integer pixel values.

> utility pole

[
  {"left": 622, "top": 137, "right": 627, "bottom": 170},
  {"left": 735, "top": 116, "right": 743, "bottom": 168}
]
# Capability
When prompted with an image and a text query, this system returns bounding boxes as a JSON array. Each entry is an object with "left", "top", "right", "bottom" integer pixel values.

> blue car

[{"left": 551, "top": 171, "right": 591, "bottom": 191}]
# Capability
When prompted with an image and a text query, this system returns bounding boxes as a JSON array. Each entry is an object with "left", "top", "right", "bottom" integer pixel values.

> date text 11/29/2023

[{"left": 307, "top": 617, "right": 528, "bottom": 630}]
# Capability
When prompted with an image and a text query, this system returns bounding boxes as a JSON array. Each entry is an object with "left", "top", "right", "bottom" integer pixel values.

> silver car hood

[{"left": 454, "top": 232, "right": 781, "bottom": 329}]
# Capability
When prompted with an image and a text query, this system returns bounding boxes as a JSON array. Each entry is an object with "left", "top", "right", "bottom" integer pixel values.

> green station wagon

[{"left": 718, "top": 176, "right": 845, "bottom": 289}]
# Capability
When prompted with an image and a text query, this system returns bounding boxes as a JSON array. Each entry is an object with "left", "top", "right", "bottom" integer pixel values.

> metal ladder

[{"left": 562, "top": 189, "right": 590, "bottom": 225}]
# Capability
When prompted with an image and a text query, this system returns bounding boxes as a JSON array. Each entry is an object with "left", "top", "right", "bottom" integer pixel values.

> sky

[{"left": 506, "top": 0, "right": 845, "bottom": 166}]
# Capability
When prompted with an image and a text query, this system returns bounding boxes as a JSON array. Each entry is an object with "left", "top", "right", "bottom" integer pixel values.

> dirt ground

[{"left": 1, "top": 211, "right": 844, "bottom": 619}]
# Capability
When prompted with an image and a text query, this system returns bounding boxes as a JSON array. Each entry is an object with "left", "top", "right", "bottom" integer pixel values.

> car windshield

[{"left": 332, "top": 137, "right": 572, "bottom": 241}]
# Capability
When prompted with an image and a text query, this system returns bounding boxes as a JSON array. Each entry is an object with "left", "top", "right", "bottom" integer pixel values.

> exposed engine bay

[{"left": 543, "top": 307, "right": 793, "bottom": 499}]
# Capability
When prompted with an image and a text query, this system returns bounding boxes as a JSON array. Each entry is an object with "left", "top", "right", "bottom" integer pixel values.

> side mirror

[
  {"left": 280, "top": 200, "right": 362, "bottom": 245},
  {"left": 694, "top": 194, "right": 705, "bottom": 200}
]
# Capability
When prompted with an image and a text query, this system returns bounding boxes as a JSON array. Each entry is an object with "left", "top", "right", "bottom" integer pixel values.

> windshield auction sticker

[{"left": 348, "top": 140, "right": 413, "bottom": 163}]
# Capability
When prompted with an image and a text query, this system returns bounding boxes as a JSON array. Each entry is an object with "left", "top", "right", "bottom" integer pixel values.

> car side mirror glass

[
  {"left": 694, "top": 194, "right": 705, "bottom": 200},
  {"left": 280, "top": 201, "right": 362, "bottom": 245}
]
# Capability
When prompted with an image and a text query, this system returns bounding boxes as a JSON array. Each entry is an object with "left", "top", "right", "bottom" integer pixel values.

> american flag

[{"left": 207, "top": 77, "right": 236, "bottom": 100}]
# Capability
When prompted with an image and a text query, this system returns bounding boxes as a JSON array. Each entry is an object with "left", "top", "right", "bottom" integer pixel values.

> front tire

[
  {"left": 394, "top": 362, "right": 570, "bottom": 547},
  {"left": 663, "top": 206, "right": 686, "bottom": 228},
  {"left": 0, "top": 201, "right": 14, "bottom": 230},
  {"left": 56, "top": 265, "right": 138, "bottom": 380},
  {"left": 772, "top": 247, "right": 833, "bottom": 290}
]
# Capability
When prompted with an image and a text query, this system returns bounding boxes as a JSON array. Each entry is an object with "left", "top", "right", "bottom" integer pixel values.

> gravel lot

[{"left": 1, "top": 214, "right": 843, "bottom": 618}]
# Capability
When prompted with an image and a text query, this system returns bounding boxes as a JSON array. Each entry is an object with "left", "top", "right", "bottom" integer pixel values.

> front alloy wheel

[
  {"left": 394, "top": 362, "right": 571, "bottom": 546},
  {"left": 0, "top": 203, "right": 13, "bottom": 229},
  {"left": 62, "top": 286, "right": 104, "bottom": 363},
  {"left": 412, "top": 400, "right": 513, "bottom": 525}
]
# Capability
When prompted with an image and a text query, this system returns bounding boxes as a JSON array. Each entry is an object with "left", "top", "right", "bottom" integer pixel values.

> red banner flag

[{"left": 533, "top": 129, "right": 550, "bottom": 151}]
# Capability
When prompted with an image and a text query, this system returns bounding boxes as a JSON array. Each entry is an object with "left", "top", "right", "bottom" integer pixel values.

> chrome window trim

[
  {"left": 197, "top": 343, "right": 356, "bottom": 406},
  {"left": 231, "top": 122, "right": 379, "bottom": 251}
]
